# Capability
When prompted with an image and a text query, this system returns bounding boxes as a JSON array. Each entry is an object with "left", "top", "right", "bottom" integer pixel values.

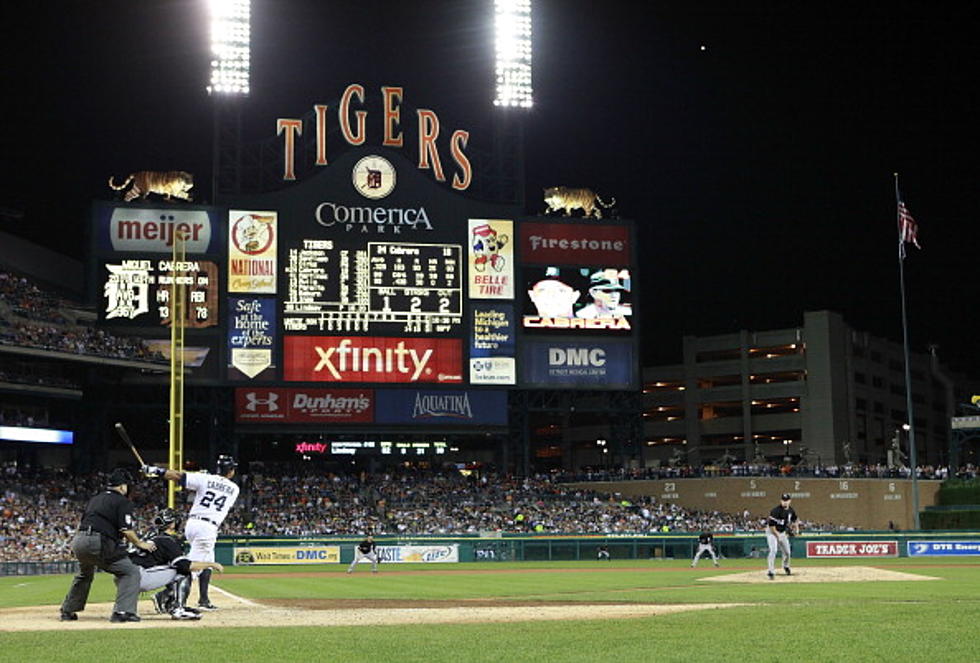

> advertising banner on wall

[
  {"left": 376, "top": 544, "right": 459, "bottom": 563},
  {"left": 98, "top": 205, "right": 217, "bottom": 254},
  {"left": 519, "top": 221, "right": 630, "bottom": 265},
  {"left": 806, "top": 541, "right": 898, "bottom": 558},
  {"left": 283, "top": 336, "right": 463, "bottom": 383},
  {"left": 470, "top": 303, "right": 516, "bottom": 385},
  {"left": 228, "top": 210, "right": 277, "bottom": 294},
  {"left": 228, "top": 297, "right": 277, "bottom": 379},
  {"left": 521, "top": 339, "right": 635, "bottom": 389},
  {"left": 374, "top": 389, "right": 507, "bottom": 426},
  {"left": 233, "top": 546, "right": 340, "bottom": 565},
  {"left": 235, "top": 387, "right": 374, "bottom": 423},
  {"left": 907, "top": 541, "right": 980, "bottom": 556},
  {"left": 468, "top": 219, "right": 514, "bottom": 299}
]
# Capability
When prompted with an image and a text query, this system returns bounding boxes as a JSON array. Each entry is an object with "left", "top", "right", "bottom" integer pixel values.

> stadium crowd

[
  {"left": 0, "top": 269, "right": 165, "bottom": 363},
  {"left": 2, "top": 465, "right": 846, "bottom": 563},
  {"left": 557, "top": 462, "right": 962, "bottom": 482}
]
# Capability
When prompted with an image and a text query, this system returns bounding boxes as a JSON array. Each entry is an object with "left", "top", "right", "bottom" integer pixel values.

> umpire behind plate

[
  {"left": 60, "top": 468, "right": 157, "bottom": 623},
  {"left": 142, "top": 454, "right": 240, "bottom": 611}
]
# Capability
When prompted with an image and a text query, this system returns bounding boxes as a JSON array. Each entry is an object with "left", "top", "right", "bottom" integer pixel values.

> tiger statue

[
  {"left": 542, "top": 186, "right": 616, "bottom": 219},
  {"left": 108, "top": 171, "right": 194, "bottom": 202}
]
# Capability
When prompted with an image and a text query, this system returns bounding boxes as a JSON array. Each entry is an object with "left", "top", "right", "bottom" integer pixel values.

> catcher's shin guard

[{"left": 173, "top": 575, "right": 192, "bottom": 610}]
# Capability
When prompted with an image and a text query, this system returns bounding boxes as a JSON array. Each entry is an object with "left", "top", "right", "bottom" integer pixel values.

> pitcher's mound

[{"left": 700, "top": 566, "right": 939, "bottom": 584}]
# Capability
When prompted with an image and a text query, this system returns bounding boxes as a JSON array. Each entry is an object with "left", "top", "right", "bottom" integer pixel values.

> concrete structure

[{"left": 640, "top": 310, "right": 967, "bottom": 468}]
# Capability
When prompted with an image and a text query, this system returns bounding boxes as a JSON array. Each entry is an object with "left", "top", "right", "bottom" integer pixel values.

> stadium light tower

[
  {"left": 493, "top": 0, "right": 533, "bottom": 108},
  {"left": 207, "top": 0, "right": 251, "bottom": 96}
]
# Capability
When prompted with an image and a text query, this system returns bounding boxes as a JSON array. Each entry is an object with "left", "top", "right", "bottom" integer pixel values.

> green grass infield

[{"left": 1, "top": 557, "right": 976, "bottom": 662}]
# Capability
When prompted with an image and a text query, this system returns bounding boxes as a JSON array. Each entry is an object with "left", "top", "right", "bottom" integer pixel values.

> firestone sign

[{"left": 277, "top": 84, "right": 473, "bottom": 190}]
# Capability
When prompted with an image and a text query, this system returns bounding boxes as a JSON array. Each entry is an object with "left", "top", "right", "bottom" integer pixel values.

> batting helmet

[
  {"left": 153, "top": 507, "right": 180, "bottom": 530},
  {"left": 215, "top": 454, "right": 238, "bottom": 475}
]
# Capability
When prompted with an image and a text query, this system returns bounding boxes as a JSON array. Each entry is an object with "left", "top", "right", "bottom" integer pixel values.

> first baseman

[
  {"left": 347, "top": 535, "right": 379, "bottom": 573},
  {"left": 766, "top": 493, "right": 799, "bottom": 579},
  {"left": 691, "top": 531, "right": 719, "bottom": 567}
]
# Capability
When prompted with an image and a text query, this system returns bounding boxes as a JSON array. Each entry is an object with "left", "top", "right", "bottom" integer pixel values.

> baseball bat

[{"left": 113, "top": 422, "right": 146, "bottom": 466}]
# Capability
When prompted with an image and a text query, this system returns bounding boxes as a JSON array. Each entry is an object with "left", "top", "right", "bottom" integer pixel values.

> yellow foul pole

[{"left": 167, "top": 230, "right": 187, "bottom": 509}]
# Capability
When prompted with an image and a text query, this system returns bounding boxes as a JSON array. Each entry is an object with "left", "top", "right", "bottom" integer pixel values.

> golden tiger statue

[
  {"left": 108, "top": 171, "right": 194, "bottom": 202},
  {"left": 542, "top": 186, "right": 616, "bottom": 219}
]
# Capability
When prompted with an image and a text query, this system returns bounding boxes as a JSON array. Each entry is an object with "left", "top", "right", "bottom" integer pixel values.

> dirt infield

[
  {"left": 0, "top": 598, "right": 747, "bottom": 632},
  {"left": 699, "top": 565, "right": 940, "bottom": 583}
]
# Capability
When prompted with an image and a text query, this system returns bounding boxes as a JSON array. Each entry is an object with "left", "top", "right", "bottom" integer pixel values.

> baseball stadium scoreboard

[{"left": 89, "top": 82, "right": 639, "bottom": 446}]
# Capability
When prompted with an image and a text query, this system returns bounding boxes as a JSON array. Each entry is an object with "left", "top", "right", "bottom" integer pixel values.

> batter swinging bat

[{"left": 114, "top": 422, "right": 146, "bottom": 466}]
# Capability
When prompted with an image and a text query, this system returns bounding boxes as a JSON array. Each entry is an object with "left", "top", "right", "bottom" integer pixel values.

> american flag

[{"left": 897, "top": 199, "right": 921, "bottom": 258}]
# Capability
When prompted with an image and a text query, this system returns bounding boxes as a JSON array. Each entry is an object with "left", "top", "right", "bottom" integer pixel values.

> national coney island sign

[{"left": 276, "top": 84, "right": 473, "bottom": 190}]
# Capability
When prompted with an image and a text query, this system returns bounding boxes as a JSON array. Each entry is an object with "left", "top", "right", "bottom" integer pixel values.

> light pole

[{"left": 207, "top": 0, "right": 251, "bottom": 202}]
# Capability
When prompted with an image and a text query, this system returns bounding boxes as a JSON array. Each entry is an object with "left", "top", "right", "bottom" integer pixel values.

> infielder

[
  {"left": 691, "top": 531, "right": 719, "bottom": 567},
  {"left": 766, "top": 493, "right": 799, "bottom": 579},
  {"left": 130, "top": 508, "right": 224, "bottom": 620},
  {"left": 347, "top": 535, "right": 379, "bottom": 574},
  {"left": 143, "top": 455, "right": 239, "bottom": 610}
]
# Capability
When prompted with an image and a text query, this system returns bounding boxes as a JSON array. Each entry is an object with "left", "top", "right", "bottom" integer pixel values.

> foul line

[{"left": 211, "top": 584, "right": 262, "bottom": 608}]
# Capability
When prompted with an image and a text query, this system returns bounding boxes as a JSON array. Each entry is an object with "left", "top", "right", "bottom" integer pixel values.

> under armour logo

[{"left": 245, "top": 392, "right": 279, "bottom": 412}]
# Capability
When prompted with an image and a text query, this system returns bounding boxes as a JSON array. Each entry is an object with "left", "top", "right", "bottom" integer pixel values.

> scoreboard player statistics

[{"left": 284, "top": 239, "right": 462, "bottom": 335}]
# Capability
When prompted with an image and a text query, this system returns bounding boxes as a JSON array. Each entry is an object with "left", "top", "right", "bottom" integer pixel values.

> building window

[
  {"left": 854, "top": 372, "right": 866, "bottom": 384},
  {"left": 699, "top": 401, "right": 742, "bottom": 420},
  {"left": 874, "top": 401, "right": 884, "bottom": 414},
  {"left": 872, "top": 376, "right": 884, "bottom": 388},
  {"left": 856, "top": 398, "right": 867, "bottom": 411},
  {"left": 747, "top": 344, "right": 802, "bottom": 359},
  {"left": 871, "top": 351, "right": 883, "bottom": 363},
  {"left": 697, "top": 374, "right": 740, "bottom": 388},
  {"left": 644, "top": 406, "right": 686, "bottom": 423},
  {"left": 749, "top": 370, "right": 805, "bottom": 384},
  {"left": 695, "top": 349, "right": 741, "bottom": 363},
  {"left": 644, "top": 380, "right": 685, "bottom": 392}
]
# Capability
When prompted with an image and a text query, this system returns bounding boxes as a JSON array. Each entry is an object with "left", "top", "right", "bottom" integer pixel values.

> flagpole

[{"left": 894, "top": 172, "right": 920, "bottom": 530}]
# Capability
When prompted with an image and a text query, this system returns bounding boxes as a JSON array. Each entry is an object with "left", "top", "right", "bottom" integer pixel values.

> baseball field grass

[{"left": 1, "top": 558, "right": 977, "bottom": 662}]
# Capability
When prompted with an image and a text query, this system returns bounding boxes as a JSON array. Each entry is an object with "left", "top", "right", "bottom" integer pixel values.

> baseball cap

[
  {"left": 781, "top": 493, "right": 791, "bottom": 500},
  {"left": 107, "top": 468, "right": 131, "bottom": 487},
  {"left": 589, "top": 270, "right": 627, "bottom": 291}
]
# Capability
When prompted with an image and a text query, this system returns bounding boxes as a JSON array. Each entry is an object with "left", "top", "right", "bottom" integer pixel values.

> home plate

[{"left": 699, "top": 566, "right": 939, "bottom": 583}]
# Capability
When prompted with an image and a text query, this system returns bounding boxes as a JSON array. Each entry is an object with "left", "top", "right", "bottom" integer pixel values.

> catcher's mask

[{"left": 153, "top": 507, "right": 181, "bottom": 531}]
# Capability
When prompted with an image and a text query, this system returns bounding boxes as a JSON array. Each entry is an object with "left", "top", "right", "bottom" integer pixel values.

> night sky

[{"left": 1, "top": 1, "right": 977, "bottom": 374}]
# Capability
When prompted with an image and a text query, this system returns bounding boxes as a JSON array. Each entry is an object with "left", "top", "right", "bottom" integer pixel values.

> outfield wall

[
  {"left": 213, "top": 531, "right": 980, "bottom": 566},
  {"left": 565, "top": 478, "right": 942, "bottom": 530}
]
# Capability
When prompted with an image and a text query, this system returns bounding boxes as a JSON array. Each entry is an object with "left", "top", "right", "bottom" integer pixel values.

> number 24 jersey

[{"left": 185, "top": 472, "right": 239, "bottom": 527}]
